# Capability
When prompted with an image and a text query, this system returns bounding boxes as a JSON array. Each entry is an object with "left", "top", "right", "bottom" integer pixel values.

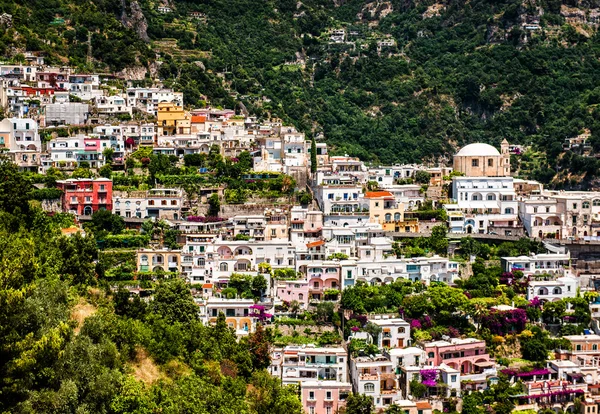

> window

[
  {"left": 326, "top": 391, "right": 332, "bottom": 400},
  {"left": 364, "top": 383, "right": 375, "bottom": 392},
  {"left": 298, "top": 294, "right": 303, "bottom": 300},
  {"left": 487, "top": 159, "right": 493, "bottom": 167},
  {"left": 593, "top": 344, "right": 598, "bottom": 351},
  {"left": 220, "top": 263, "right": 228, "bottom": 272},
  {"left": 428, "top": 352, "right": 435, "bottom": 358},
  {"left": 451, "top": 375, "right": 457, "bottom": 382},
  {"left": 308, "top": 392, "right": 315, "bottom": 400},
  {"left": 161, "top": 200, "right": 167, "bottom": 206},
  {"left": 326, "top": 408, "right": 332, "bottom": 414},
  {"left": 583, "top": 201, "right": 590, "bottom": 208},
  {"left": 148, "top": 200, "right": 154, "bottom": 205},
  {"left": 576, "top": 344, "right": 582, "bottom": 351},
  {"left": 398, "top": 327, "right": 405, "bottom": 333},
  {"left": 171, "top": 200, "right": 177, "bottom": 205},
  {"left": 573, "top": 203, "right": 578, "bottom": 209},
  {"left": 472, "top": 159, "right": 479, "bottom": 167},
  {"left": 309, "top": 408, "right": 315, "bottom": 414}
]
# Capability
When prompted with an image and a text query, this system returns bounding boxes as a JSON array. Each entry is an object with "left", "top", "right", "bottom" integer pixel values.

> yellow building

[
  {"left": 364, "top": 191, "right": 418, "bottom": 232},
  {"left": 157, "top": 102, "right": 190, "bottom": 137}
]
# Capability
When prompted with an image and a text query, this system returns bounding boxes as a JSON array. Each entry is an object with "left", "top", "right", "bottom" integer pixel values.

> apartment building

[
  {"left": 423, "top": 338, "right": 492, "bottom": 375},
  {"left": 368, "top": 316, "right": 411, "bottom": 349},
  {"left": 56, "top": 178, "right": 112, "bottom": 215},
  {"left": 271, "top": 345, "right": 348, "bottom": 385}
]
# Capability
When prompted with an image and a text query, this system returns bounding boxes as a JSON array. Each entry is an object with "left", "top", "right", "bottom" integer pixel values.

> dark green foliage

[
  {"left": 89, "top": 209, "right": 125, "bottom": 235},
  {"left": 208, "top": 193, "right": 221, "bottom": 217},
  {"left": 151, "top": 278, "right": 199, "bottom": 325},
  {"left": 28, "top": 187, "right": 63, "bottom": 200},
  {"left": 345, "top": 393, "right": 374, "bottom": 414}
]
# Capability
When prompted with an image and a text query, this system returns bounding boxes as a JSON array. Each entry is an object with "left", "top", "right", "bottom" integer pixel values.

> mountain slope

[{"left": 6, "top": 0, "right": 600, "bottom": 187}]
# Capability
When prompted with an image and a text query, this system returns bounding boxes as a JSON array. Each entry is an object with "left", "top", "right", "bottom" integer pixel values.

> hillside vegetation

[{"left": 5, "top": 0, "right": 600, "bottom": 186}]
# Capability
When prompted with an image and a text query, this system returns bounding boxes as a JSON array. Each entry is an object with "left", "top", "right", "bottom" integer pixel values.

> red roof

[
  {"left": 191, "top": 115, "right": 206, "bottom": 123},
  {"left": 364, "top": 191, "right": 394, "bottom": 199},
  {"left": 202, "top": 283, "right": 213, "bottom": 289},
  {"left": 306, "top": 240, "right": 325, "bottom": 249},
  {"left": 416, "top": 402, "right": 432, "bottom": 410}
]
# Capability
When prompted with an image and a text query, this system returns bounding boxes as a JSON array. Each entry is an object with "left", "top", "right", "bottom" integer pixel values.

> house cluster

[
  {"left": 11, "top": 59, "right": 600, "bottom": 412},
  {"left": 268, "top": 317, "right": 499, "bottom": 413}
]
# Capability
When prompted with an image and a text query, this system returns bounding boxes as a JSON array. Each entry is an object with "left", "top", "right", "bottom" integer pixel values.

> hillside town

[{"left": 6, "top": 58, "right": 600, "bottom": 414}]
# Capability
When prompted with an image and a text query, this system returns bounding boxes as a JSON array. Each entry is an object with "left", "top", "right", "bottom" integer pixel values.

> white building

[
  {"left": 350, "top": 355, "right": 402, "bottom": 409},
  {"left": 368, "top": 316, "right": 411, "bottom": 349},
  {"left": 527, "top": 276, "right": 579, "bottom": 302},
  {"left": 450, "top": 176, "right": 518, "bottom": 234},
  {"left": 271, "top": 345, "right": 348, "bottom": 385},
  {"left": 0, "top": 117, "right": 42, "bottom": 171},
  {"left": 501, "top": 252, "right": 571, "bottom": 277}
]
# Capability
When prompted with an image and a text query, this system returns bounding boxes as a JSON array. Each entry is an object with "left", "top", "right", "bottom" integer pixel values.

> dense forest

[
  {"left": 5, "top": 0, "right": 600, "bottom": 185},
  {"left": 0, "top": 158, "right": 302, "bottom": 413}
]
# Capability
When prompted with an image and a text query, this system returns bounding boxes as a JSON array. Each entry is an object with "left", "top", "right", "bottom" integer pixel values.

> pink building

[
  {"left": 424, "top": 338, "right": 492, "bottom": 374},
  {"left": 301, "top": 381, "right": 351, "bottom": 414},
  {"left": 276, "top": 280, "right": 309, "bottom": 307}
]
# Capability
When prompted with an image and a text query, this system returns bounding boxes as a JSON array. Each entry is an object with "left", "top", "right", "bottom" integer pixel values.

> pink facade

[
  {"left": 276, "top": 280, "right": 309, "bottom": 304},
  {"left": 83, "top": 138, "right": 100, "bottom": 152},
  {"left": 424, "top": 338, "right": 491, "bottom": 374},
  {"left": 301, "top": 382, "right": 351, "bottom": 414}
]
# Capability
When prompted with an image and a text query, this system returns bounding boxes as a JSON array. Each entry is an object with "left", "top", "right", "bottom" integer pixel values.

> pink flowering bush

[{"left": 420, "top": 369, "right": 438, "bottom": 387}]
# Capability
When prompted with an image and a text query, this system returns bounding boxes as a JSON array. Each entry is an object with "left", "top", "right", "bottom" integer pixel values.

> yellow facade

[
  {"left": 365, "top": 191, "right": 405, "bottom": 225},
  {"left": 157, "top": 102, "right": 190, "bottom": 136}
]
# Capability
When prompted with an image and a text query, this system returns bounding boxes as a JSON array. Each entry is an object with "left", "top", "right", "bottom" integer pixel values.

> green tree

[
  {"left": 208, "top": 193, "right": 221, "bottom": 217},
  {"left": 90, "top": 209, "right": 125, "bottom": 234},
  {"left": 0, "top": 156, "right": 33, "bottom": 220},
  {"left": 99, "top": 163, "right": 112, "bottom": 178},
  {"left": 310, "top": 137, "right": 317, "bottom": 173},
  {"left": 252, "top": 274, "right": 268, "bottom": 299},
  {"left": 415, "top": 170, "right": 431, "bottom": 184},
  {"left": 103, "top": 147, "right": 114, "bottom": 163},
  {"left": 344, "top": 393, "right": 374, "bottom": 414},
  {"left": 151, "top": 279, "right": 199, "bottom": 325},
  {"left": 409, "top": 380, "right": 427, "bottom": 399}
]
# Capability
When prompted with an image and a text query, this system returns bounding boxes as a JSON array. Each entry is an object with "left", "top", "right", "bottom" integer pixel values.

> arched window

[
  {"left": 394, "top": 213, "right": 401, "bottom": 221},
  {"left": 583, "top": 201, "right": 591, "bottom": 209},
  {"left": 364, "top": 383, "right": 375, "bottom": 392},
  {"left": 220, "top": 262, "right": 228, "bottom": 272},
  {"left": 198, "top": 258, "right": 205, "bottom": 266},
  {"left": 593, "top": 199, "right": 600, "bottom": 206},
  {"left": 538, "top": 287, "right": 548, "bottom": 295},
  {"left": 472, "top": 193, "right": 482, "bottom": 201},
  {"left": 553, "top": 287, "right": 562, "bottom": 295},
  {"left": 298, "top": 293, "right": 304, "bottom": 300},
  {"left": 504, "top": 208, "right": 514, "bottom": 214},
  {"left": 141, "top": 255, "right": 148, "bottom": 263},
  {"left": 487, "top": 194, "right": 496, "bottom": 201},
  {"left": 398, "top": 327, "right": 405, "bottom": 334},
  {"left": 385, "top": 213, "right": 392, "bottom": 222},
  {"left": 83, "top": 206, "right": 93, "bottom": 215}
]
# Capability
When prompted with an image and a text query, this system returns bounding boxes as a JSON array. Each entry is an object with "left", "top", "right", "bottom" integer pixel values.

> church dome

[{"left": 456, "top": 143, "right": 501, "bottom": 157}]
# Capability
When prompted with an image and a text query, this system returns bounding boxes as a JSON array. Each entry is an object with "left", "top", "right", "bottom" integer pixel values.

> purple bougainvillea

[
  {"left": 420, "top": 369, "right": 438, "bottom": 387},
  {"left": 480, "top": 308, "right": 527, "bottom": 335},
  {"left": 186, "top": 216, "right": 227, "bottom": 223},
  {"left": 410, "top": 319, "right": 422, "bottom": 330},
  {"left": 529, "top": 297, "right": 542, "bottom": 308}
]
